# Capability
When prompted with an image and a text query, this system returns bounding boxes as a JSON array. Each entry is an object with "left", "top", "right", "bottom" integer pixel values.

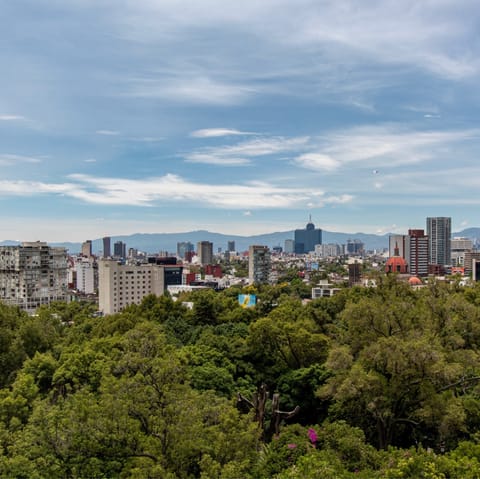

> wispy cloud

[
  {"left": 190, "top": 128, "right": 255, "bottom": 138},
  {"left": 0, "top": 115, "right": 26, "bottom": 121},
  {"left": 96, "top": 130, "right": 120, "bottom": 136},
  {"left": 185, "top": 136, "right": 310, "bottom": 165},
  {"left": 0, "top": 154, "right": 42, "bottom": 166},
  {"left": 295, "top": 126, "right": 480, "bottom": 171},
  {"left": 0, "top": 173, "right": 347, "bottom": 210},
  {"left": 127, "top": 76, "right": 256, "bottom": 105}
]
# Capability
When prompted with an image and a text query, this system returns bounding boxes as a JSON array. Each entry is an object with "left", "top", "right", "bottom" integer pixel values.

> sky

[{"left": 1, "top": 0, "right": 480, "bottom": 242}]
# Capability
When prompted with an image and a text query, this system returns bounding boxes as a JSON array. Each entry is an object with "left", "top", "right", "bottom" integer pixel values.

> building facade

[
  {"left": 102, "top": 237, "right": 111, "bottom": 258},
  {"left": 294, "top": 220, "right": 322, "bottom": 254},
  {"left": 113, "top": 241, "right": 127, "bottom": 259},
  {"left": 98, "top": 260, "right": 165, "bottom": 315},
  {"left": 248, "top": 245, "right": 271, "bottom": 284},
  {"left": 177, "top": 241, "right": 194, "bottom": 259},
  {"left": 426, "top": 217, "right": 451, "bottom": 268},
  {"left": 197, "top": 241, "right": 213, "bottom": 265},
  {"left": 81, "top": 240, "right": 92, "bottom": 257},
  {"left": 0, "top": 242, "right": 68, "bottom": 312},
  {"left": 406, "top": 229, "right": 429, "bottom": 277}
]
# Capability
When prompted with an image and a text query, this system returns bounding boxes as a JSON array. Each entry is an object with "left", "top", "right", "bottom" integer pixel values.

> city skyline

[{"left": 1, "top": 2, "right": 480, "bottom": 241}]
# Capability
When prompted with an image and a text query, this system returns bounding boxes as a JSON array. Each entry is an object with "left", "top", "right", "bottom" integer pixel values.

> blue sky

[{"left": 1, "top": 0, "right": 480, "bottom": 241}]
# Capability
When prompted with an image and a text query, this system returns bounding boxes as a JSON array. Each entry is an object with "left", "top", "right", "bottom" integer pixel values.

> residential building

[
  {"left": 197, "top": 241, "right": 213, "bottom": 265},
  {"left": 464, "top": 251, "right": 480, "bottom": 275},
  {"left": 0, "top": 242, "right": 68, "bottom": 312},
  {"left": 75, "top": 258, "right": 96, "bottom": 295},
  {"left": 248, "top": 245, "right": 271, "bottom": 284},
  {"left": 315, "top": 243, "right": 341, "bottom": 258},
  {"left": 426, "top": 217, "right": 451, "bottom": 268},
  {"left": 451, "top": 237, "right": 474, "bottom": 267},
  {"left": 312, "top": 280, "right": 341, "bottom": 298},
  {"left": 294, "top": 218, "right": 322, "bottom": 254},
  {"left": 406, "top": 229, "right": 429, "bottom": 277},
  {"left": 98, "top": 260, "right": 165, "bottom": 315},
  {"left": 81, "top": 240, "right": 92, "bottom": 257}
]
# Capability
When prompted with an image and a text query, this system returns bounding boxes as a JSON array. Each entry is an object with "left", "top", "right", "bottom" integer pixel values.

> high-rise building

[
  {"left": 294, "top": 218, "right": 322, "bottom": 254},
  {"left": 113, "top": 241, "right": 127, "bottom": 259},
  {"left": 75, "top": 258, "right": 96, "bottom": 295},
  {"left": 284, "top": 239, "right": 295, "bottom": 254},
  {"left": 346, "top": 239, "right": 365, "bottom": 255},
  {"left": 0, "top": 242, "right": 68, "bottom": 312},
  {"left": 177, "top": 241, "right": 194, "bottom": 259},
  {"left": 315, "top": 243, "right": 341, "bottom": 257},
  {"left": 227, "top": 241, "right": 235, "bottom": 252},
  {"left": 197, "top": 241, "right": 213, "bottom": 265},
  {"left": 98, "top": 260, "right": 165, "bottom": 315},
  {"left": 426, "top": 217, "right": 451, "bottom": 268},
  {"left": 103, "top": 236, "right": 111, "bottom": 258},
  {"left": 81, "top": 240, "right": 92, "bottom": 257},
  {"left": 451, "top": 237, "right": 474, "bottom": 267},
  {"left": 406, "top": 229, "right": 429, "bottom": 277},
  {"left": 248, "top": 245, "right": 271, "bottom": 284}
]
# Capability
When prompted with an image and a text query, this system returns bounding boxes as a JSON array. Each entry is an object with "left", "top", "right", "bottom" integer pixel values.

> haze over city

[{"left": 1, "top": 1, "right": 479, "bottom": 241}]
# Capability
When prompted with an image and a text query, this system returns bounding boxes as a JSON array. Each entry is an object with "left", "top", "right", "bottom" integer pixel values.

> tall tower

[
  {"left": 426, "top": 217, "right": 451, "bottom": 268},
  {"left": 81, "top": 240, "right": 92, "bottom": 257},
  {"left": 103, "top": 236, "right": 111, "bottom": 258},
  {"left": 197, "top": 241, "right": 213, "bottom": 265},
  {"left": 406, "top": 229, "right": 429, "bottom": 277},
  {"left": 294, "top": 216, "right": 322, "bottom": 254},
  {"left": 248, "top": 245, "right": 271, "bottom": 284}
]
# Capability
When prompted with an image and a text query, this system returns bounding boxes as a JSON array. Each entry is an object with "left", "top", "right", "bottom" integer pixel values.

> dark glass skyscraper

[
  {"left": 426, "top": 217, "right": 451, "bottom": 267},
  {"left": 294, "top": 219, "right": 322, "bottom": 254}
]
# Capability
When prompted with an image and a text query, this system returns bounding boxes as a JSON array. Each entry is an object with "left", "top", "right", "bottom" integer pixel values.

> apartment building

[
  {"left": 98, "top": 259, "right": 165, "bottom": 315},
  {"left": 0, "top": 242, "right": 68, "bottom": 312}
]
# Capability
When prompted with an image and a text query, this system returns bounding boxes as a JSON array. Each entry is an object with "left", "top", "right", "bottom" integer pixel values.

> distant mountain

[{"left": 1, "top": 227, "right": 477, "bottom": 255}]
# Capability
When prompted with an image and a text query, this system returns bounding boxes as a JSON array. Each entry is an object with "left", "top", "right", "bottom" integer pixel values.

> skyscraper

[
  {"left": 426, "top": 217, "right": 451, "bottom": 268},
  {"left": 227, "top": 241, "right": 235, "bottom": 252},
  {"left": 294, "top": 218, "right": 322, "bottom": 254},
  {"left": 81, "top": 240, "right": 92, "bottom": 257},
  {"left": 197, "top": 241, "right": 213, "bottom": 265},
  {"left": 177, "top": 241, "right": 194, "bottom": 259},
  {"left": 113, "top": 241, "right": 127, "bottom": 259},
  {"left": 406, "top": 229, "right": 429, "bottom": 277},
  {"left": 103, "top": 236, "right": 111, "bottom": 258}
]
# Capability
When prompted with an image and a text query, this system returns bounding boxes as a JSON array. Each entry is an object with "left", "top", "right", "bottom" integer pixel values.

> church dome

[{"left": 408, "top": 276, "right": 422, "bottom": 285}]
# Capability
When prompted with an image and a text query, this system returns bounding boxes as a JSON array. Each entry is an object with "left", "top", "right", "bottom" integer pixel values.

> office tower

[
  {"left": 103, "top": 236, "right": 111, "bottom": 258},
  {"left": 113, "top": 241, "right": 127, "bottom": 259},
  {"left": 284, "top": 239, "right": 295, "bottom": 254},
  {"left": 228, "top": 241, "right": 235, "bottom": 252},
  {"left": 346, "top": 239, "right": 365, "bottom": 255},
  {"left": 0, "top": 242, "right": 68, "bottom": 312},
  {"left": 177, "top": 241, "right": 194, "bottom": 259},
  {"left": 98, "top": 260, "right": 165, "bottom": 315},
  {"left": 406, "top": 229, "right": 429, "bottom": 277},
  {"left": 426, "top": 217, "right": 451, "bottom": 267},
  {"left": 81, "top": 240, "right": 92, "bottom": 257},
  {"left": 294, "top": 218, "right": 322, "bottom": 254},
  {"left": 315, "top": 243, "right": 341, "bottom": 258},
  {"left": 248, "top": 245, "right": 271, "bottom": 284},
  {"left": 197, "top": 241, "right": 213, "bottom": 265}
]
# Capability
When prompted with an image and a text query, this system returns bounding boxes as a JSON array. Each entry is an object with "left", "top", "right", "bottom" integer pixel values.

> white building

[
  {"left": 315, "top": 243, "right": 341, "bottom": 258},
  {"left": 98, "top": 260, "right": 165, "bottom": 315},
  {"left": 75, "top": 258, "right": 96, "bottom": 295},
  {"left": 0, "top": 242, "right": 68, "bottom": 312}
]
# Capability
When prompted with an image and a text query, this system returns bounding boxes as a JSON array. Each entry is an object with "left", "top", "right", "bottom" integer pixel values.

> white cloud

[
  {"left": 0, "top": 173, "right": 348, "bottom": 210},
  {"left": 243, "top": 211, "right": 252, "bottom": 216},
  {"left": 0, "top": 154, "right": 42, "bottom": 166},
  {"left": 296, "top": 126, "right": 480, "bottom": 171},
  {"left": 128, "top": 76, "right": 256, "bottom": 105},
  {"left": 190, "top": 128, "right": 255, "bottom": 138},
  {"left": 295, "top": 153, "right": 340, "bottom": 171},
  {"left": 0, "top": 115, "right": 25, "bottom": 121},
  {"left": 96, "top": 130, "right": 120, "bottom": 136},
  {"left": 84, "top": 158, "right": 97, "bottom": 163},
  {"left": 185, "top": 136, "right": 310, "bottom": 165}
]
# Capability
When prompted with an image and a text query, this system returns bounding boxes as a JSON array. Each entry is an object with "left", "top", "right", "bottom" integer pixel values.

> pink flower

[
  {"left": 308, "top": 428, "right": 318, "bottom": 444},
  {"left": 287, "top": 443, "right": 297, "bottom": 449}
]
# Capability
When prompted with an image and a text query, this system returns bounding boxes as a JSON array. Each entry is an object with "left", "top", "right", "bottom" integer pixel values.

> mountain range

[{"left": 2, "top": 228, "right": 480, "bottom": 255}]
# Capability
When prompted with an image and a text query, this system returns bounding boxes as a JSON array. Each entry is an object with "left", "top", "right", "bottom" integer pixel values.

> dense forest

[{"left": 2, "top": 277, "right": 480, "bottom": 478}]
